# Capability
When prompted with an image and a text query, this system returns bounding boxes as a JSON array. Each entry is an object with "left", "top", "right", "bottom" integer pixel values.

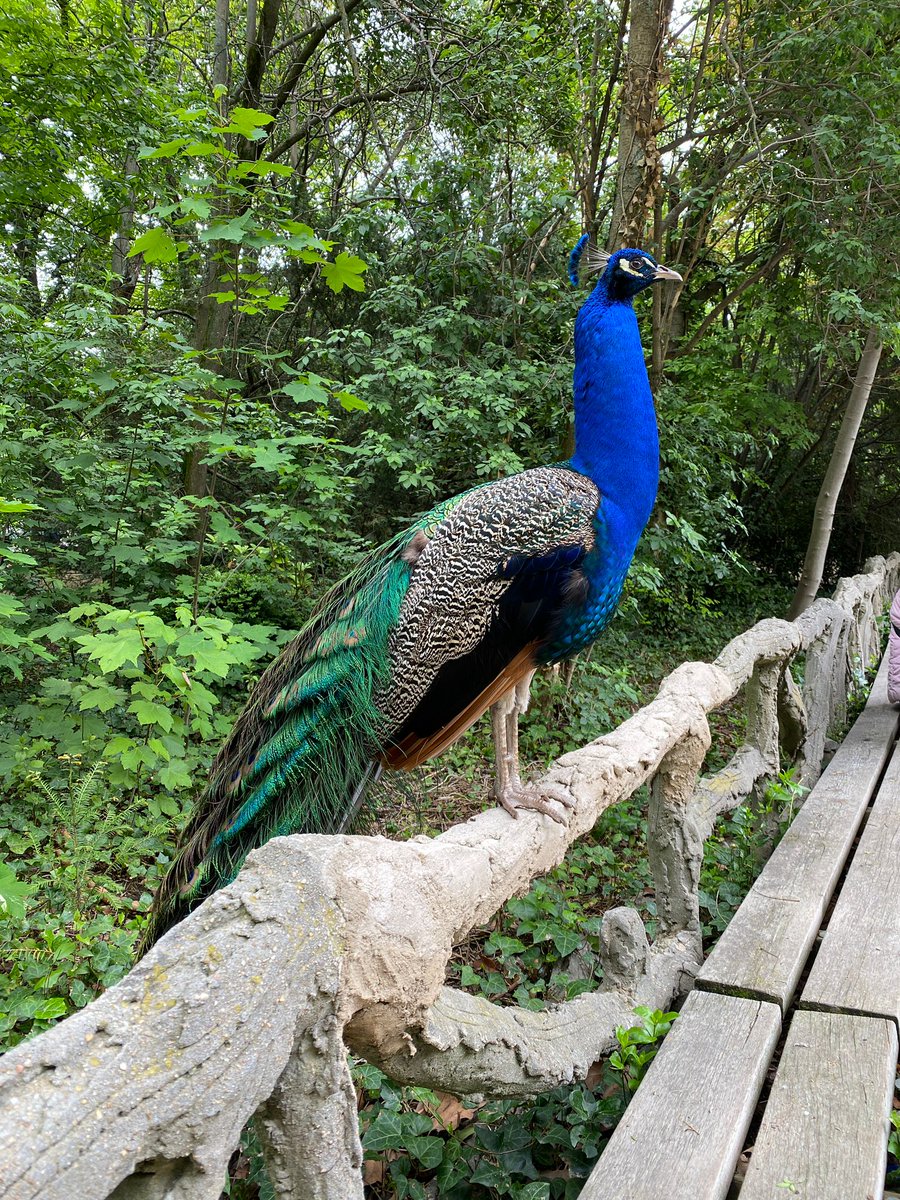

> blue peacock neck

[{"left": 568, "top": 280, "right": 660, "bottom": 559}]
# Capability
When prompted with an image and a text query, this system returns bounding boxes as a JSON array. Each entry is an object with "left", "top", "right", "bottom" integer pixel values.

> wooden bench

[
  {"left": 583, "top": 652, "right": 900, "bottom": 1200},
  {"left": 580, "top": 990, "right": 781, "bottom": 1200},
  {"left": 739, "top": 1009, "right": 897, "bottom": 1200}
]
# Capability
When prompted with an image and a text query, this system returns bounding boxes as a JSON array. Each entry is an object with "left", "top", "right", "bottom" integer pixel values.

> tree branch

[
  {"left": 270, "top": 0, "right": 367, "bottom": 120},
  {"left": 267, "top": 80, "right": 429, "bottom": 161},
  {"left": 672, "top": 244, "right": 790, "bottom": 356}
]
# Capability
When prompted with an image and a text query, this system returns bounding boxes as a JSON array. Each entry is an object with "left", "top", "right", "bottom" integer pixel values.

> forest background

[{"left": 0, "top": 0, "right": 898, "bottom": 1194}]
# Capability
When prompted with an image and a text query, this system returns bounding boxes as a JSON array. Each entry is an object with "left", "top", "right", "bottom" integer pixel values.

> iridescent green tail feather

[{"left": 137, "top": 530, "right": 419, "bottom": 954}]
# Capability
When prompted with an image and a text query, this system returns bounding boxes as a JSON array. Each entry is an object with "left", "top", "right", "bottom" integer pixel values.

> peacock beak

[{"left": 653, "top": 263, "right": 683, "bottom": 282}]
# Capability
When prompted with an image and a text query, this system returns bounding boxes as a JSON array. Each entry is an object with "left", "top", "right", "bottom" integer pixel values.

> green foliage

[
  {"left": 889, "top": 1108, "right": 900, "bottom": 1161},
  {"left": 0, "top": 753, "right": 173, "bottom": 1046},
  {"left": 354, "top": 1006, "right": 678, "bottom": 1198},
  {"left": 525, "top": 659, "right": 640, "bottom": 766},
  {"left": 356, "top": 1054, "right": 629, "bottom": 1198},
  {"left": 887, "top": 1102, "right": 900, "bottom": 1191},
  {"left": 0, "top": 599, "right": 287, "bottom": 814},
  {"left": 0, "top": 291, "right": 360, "bottom": 608},
  {"left": 699, "top": 770, "right": 808, "bottom": 937},
  {"left": 608, "top": 1008, "right": 679, "bottom": 1096},
  {"left": 888, "top": 1102, "right": 900, "bottom": 1192},
  {"left": 0, "top": 861, "right": 33, "bottom": 919},
  {"left": 132, "top": 100, "right": 367, "bottom": 317},
  {"left": 222, "top": 1126, "right": 276, "bottom": 1200}
]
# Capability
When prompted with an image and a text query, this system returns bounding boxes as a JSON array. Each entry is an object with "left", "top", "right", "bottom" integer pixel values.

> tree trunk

[
  {"left": 184, "top": 0, "right": 233, "bottom": 520},
  {"left": 111, "top": 154, "right": 141, "bottom": 312},
  {"left": 788, "top": 328, "right": 883, "bottom": 619},
  {"left": 576, "top": 0, "right": 629, "bottom": 232},
  {"left": 608, "top": 0, "right": 673, "bottom": 249},
  {"left": 13, "top": 211, "right": 43, "bottom": 314}
]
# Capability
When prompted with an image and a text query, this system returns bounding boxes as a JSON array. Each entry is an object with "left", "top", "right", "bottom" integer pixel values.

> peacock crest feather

[
  {"left": 568, "top": 233, "right": 590, "bottom": 285},
  {"left": 568, "top": 235, "right": 610, "bottom": 286}
]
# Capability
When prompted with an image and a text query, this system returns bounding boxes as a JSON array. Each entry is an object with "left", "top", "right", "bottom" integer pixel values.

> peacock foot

[{"left": 495, "top": 781, "right": 576, "bottom": 825}]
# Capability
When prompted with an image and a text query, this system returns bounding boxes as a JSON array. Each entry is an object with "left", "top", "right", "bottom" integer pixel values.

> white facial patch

[{"left": 618, "top": 257, "right": 654, "bottom": 276}]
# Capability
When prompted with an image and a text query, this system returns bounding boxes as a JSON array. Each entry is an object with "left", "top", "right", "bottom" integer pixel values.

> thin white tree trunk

[{"left": 789, "top": 328, "right": 883, "bottom": 619}]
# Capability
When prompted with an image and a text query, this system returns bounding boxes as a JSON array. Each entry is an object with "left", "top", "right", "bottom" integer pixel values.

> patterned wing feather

[{"left": 381, "top": 467, "right": 599, "bottom": 762}]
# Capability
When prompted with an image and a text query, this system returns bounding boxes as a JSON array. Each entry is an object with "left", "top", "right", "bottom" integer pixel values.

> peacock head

[{"left": 569, "top": 236, "right": 682, "bottom": 301}]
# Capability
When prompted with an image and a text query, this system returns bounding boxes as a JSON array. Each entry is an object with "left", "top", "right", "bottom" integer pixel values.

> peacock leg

[
  {"left": 503, "top": 671, "right": 530, "bottom": 791},
  {"left": 492, "top": 671, "right": 575, "bottom": 824},
  {"left": 491, "top": 699, "right": 514, "bottom": 798}
]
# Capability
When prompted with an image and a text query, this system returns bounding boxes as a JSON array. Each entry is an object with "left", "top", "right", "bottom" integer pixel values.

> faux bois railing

[{"left": 1, "top": 553, "right": 898, "bottom": 1200}]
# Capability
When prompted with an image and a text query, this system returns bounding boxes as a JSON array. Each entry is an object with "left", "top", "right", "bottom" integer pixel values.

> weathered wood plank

[
  {"left": 696, "top": 652, "right": 898, "bottom": 1010},
  {"left": 580, "top": 991, "right": 780, "bottom": 1200},
  {"left": 739, "top": 1009, "right": 898, "bottom": 1200},
  {"left": 801, "top": 732, "right": 900, "bottom": 1027}
]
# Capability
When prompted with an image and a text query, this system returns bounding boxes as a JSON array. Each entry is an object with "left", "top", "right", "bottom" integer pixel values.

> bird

[{"left": 138, "top": 239, "right": 681, "bottom": 952}]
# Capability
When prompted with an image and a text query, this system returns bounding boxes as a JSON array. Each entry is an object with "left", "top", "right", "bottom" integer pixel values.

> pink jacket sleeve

[{"left": 889, "top": 589, "right": 900, "bottom": 704}]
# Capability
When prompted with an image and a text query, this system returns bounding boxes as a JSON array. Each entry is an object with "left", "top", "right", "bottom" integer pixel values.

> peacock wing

[
  {"left": 139, "top": 469, "right": 598, "bottom": 949},
  {"left": 382, "top": 465, "right": 600, "bottom": 767}
]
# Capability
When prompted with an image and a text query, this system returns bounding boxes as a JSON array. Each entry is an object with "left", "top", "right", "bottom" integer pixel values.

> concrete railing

[{"left": 2, "top": 553, "right": 898, "bottom": 1200}]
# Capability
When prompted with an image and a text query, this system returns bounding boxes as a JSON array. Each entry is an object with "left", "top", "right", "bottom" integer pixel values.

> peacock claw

[
  {"left": 496, "top": 781, "right": 576, "bottom": 825},
  {"left": 491, "top": 676, "right": 575, "bottom": 824}
]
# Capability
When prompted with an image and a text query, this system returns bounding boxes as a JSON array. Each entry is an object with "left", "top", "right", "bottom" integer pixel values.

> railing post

[
  {"left": 744, "top": 658, "right": 786, "bottom": 850},
  {"left": 777, "top": 664, "right": 806, "bottom": 766},
  {"left": 257, "top": 1020, "right": 364, "bottom": 1200},
  {"left": 647, "top": 722, "right": 710, "bottom": 958},
  {"left": 598, "top": 907, "right": 650, "bottom": 993},
  {"left": 745, "top": 660, "right": 781, "bottom": 781},
  {"left": 803, "top": 613, "right": 849, "bottom": 776}
]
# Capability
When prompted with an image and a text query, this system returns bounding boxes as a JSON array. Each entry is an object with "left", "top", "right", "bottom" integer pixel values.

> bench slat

[
  {"left": 696, "top": 653, "right": 898, "bottom": 1010},
  {"left": 739, "top": 1009, "right": 898, "bottom": 1200},
  {"left": 581, "top": 991, "right": 780, "bottom": 1200},
  {"left": 800, "top": 734, "right": 900, "bottom": 1027}
]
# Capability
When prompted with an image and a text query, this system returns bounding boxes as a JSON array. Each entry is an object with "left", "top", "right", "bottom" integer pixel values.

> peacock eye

[{"left": 629, "top": 257, "right": 644, "bottom": 270}]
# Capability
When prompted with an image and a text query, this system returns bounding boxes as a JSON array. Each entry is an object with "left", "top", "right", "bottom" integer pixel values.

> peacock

[{"left": 139, "top": 239, "right": 682, "bottom": 952}]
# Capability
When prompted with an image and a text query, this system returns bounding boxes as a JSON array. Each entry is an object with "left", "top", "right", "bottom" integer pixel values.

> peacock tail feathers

[{"left": 138, "top": 504, "right": 462, "bottom": 953}]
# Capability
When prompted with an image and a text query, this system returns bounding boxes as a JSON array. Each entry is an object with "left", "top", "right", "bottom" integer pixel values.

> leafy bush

[
  {"left": 608, "top": 1007, "right": 679, "bottom": 1097},
  {"left": 699, "top": 770, "right": 807, "bottom": 938},
  {"left": 1, "top": 599, "right": 289, "bottom": 808},
  {"left": 887, "top": 1110, "right": 900, "bottom": 1188},
  {"left": 0, "top": 756, "right": 171, "bottom": 1045},
  {"left": 355, "top": 1006, "right": 678, "bottom": 1199}
]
